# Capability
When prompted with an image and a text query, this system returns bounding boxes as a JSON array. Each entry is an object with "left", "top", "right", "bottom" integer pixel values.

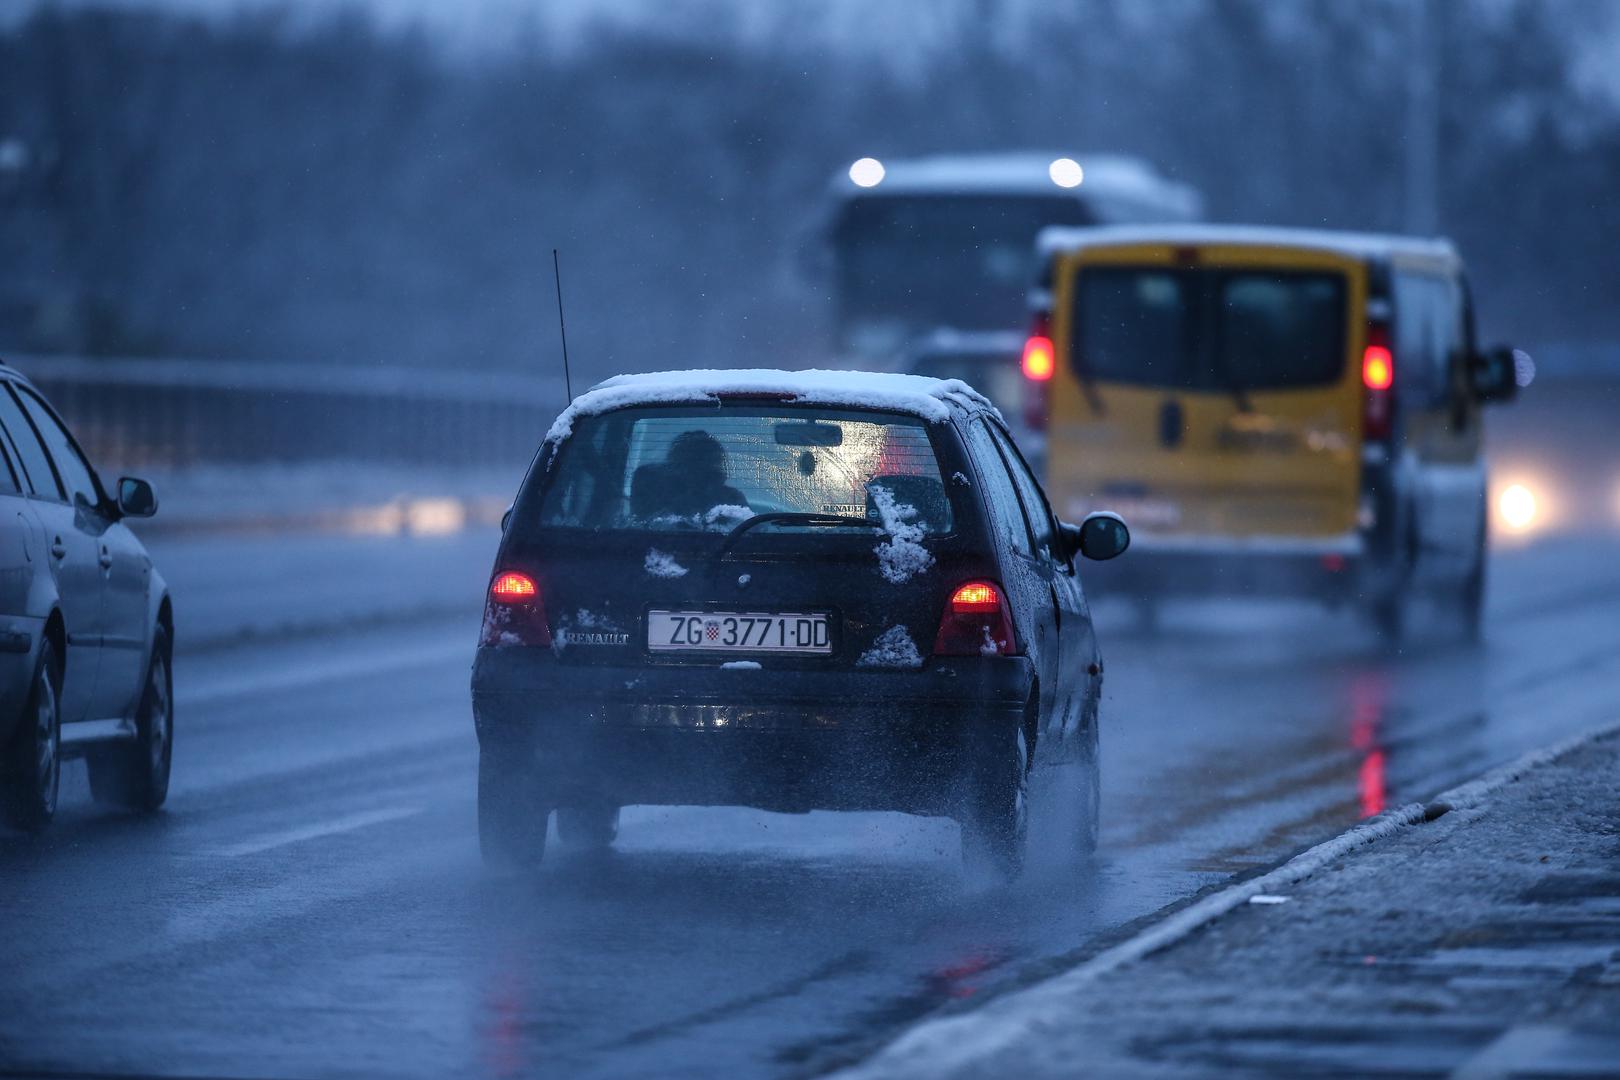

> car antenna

[{"left": 552, "top": 248, "right": 574, "bottom": 402}]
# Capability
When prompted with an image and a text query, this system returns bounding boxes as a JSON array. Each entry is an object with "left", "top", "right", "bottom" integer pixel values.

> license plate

[{"left": 647, "top": 611, "right": 832, "bottom": 654}]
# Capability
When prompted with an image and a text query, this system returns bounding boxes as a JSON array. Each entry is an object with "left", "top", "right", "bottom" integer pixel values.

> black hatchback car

[
  {"left": 0, "top": 363, "right": 172, "bottom": 831},
  {"left": 470, "top": 370, "right": 1128, "bottom": 878}
]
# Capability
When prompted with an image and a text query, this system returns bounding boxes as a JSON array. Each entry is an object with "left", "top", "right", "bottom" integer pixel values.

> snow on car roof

[
  {"left": 834, "top": 152, "right": 1200, "bottom": 213},
  {"left": 545, "top": 369, "right": 999, "bottom": 443},
  {"left": 1037, "top": 223, "right": 1459, "bottom": 265}
]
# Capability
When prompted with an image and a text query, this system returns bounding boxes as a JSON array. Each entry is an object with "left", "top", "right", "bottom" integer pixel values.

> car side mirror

[
  {"left": 1077, "top": 512, "right": 1130, "bottom": 561},
  {"left": 1468, "top": 346, "right": 1520, "bottom": 403},
  {"left": 116, "top": 476, "right": 157, "bottom": 518}
]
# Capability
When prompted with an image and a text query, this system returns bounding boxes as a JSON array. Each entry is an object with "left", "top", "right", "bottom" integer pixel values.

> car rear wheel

[
  {"left": 87, "top": 627, "right": 173, "bottom": 812},
  {"left": 557, "top": 803, "right": 620, "bottom": 850},
  {"left": 478, "top": 750, "right": 548, "bottom": 870},
  {"left": 2, "top": 639, "right": 61, "bottom": 831},
  {"left": 961, "top": 725, "right": 1028, "bottom": 883}
]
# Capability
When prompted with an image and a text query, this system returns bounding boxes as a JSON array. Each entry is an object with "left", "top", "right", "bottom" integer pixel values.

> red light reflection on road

[
  {"left": 1349, "top": 673, "right": 1389, "bottom": 817},
  {"left": 1359, "top": 749, "right": 1387, "bottom": 818}
]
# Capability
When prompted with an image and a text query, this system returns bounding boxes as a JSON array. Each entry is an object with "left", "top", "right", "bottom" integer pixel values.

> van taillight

[
  {"left": 1362, "top": 323, "right": 1395, "bottom": 442},
  {"left": 934, "top": 580, "right": 1017, "bottom": 656},
  {"left": 481, "top": 571, "right": 551, "bottom": 647},
  {"left": 1022, "top": 312, "right": 1054, "bottom": 431}
]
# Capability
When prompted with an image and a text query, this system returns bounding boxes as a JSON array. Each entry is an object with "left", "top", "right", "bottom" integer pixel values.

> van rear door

[{"left": 1045, "top": 243, "right": 1366, "bottom": 541}]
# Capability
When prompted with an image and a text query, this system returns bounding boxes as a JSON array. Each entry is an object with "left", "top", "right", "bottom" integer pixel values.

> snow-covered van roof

[
  {"left": 833, "top": 152, "right": 1202, "bottom": 218},
  {"left": 545, "top": 369, "right": 999, "bottom": 444},
  {"left": 1037, "top": 223, "right": 1460, "bottom": 266}
]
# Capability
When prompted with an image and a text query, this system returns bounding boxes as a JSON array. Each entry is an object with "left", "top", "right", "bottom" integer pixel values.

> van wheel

[
  {"left": 87, "top": 628, "right": 173, "bottom": 812},
  {"left": 557, "top": 803, "right": 620, "bottom": 850},
  {"left": 962, "top": 726, "right": 1028, "bottom": 883},
  {"left": 2, "top": 639, "right": 62, "bottom": 831},
  {"left": 479, "top": 750, "right": 548, "bottom": 870},
  {"left": 1459, "top": 519, "right": 1487, "bottom": 644}
]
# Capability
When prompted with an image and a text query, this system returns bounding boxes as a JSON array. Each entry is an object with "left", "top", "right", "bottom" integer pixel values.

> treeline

[{"left": 0, "top": 1, "right": 1615, "bottom": 378}]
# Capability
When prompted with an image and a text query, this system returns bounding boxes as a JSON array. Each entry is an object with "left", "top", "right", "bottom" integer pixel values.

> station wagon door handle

[
  {"left": 50, "top": 538, "right": 66, "bottom": 560},
  {"left": 99, "top": 546, "right": 113, "bottom": 570}
]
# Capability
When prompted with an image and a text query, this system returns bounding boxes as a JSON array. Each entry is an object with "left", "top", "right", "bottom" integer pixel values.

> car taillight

[
  {"left": 1362, "top": 323, "right": 1394, "bottom": 442},
  {"left": 934, "top": 580, "right": 1017, "bottom": 656},
  {"left": 480, "top": 570, "right": 551, "bottom": 647},
  {"left": 1022, "top": 312, "right": 1053, "bottom": 432}
]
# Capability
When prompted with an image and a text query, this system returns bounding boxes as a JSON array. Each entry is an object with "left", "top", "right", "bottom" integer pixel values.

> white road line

[
  {"left": 180, "top": 638, "right": 468, "bottom": 707},
  {"left": 217, "top": 806, "right": 423, "bottom": 858}
]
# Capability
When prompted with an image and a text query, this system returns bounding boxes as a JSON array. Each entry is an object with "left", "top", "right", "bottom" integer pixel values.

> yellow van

[{"left": 1024, "top": 225, "right": 1519, "bottom": 640}]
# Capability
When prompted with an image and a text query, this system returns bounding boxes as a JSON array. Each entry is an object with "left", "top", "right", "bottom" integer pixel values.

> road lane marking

[
  {"left": 181, "top": 638, "right": 468, "bottom": 707},
  {"left": 217, "top": 806, "right": 423, "bottom": 857}
]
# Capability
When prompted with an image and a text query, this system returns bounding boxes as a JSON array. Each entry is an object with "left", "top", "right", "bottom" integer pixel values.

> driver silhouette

[{"left": 631, "top": 429, "right": 751, "bottom": 521}]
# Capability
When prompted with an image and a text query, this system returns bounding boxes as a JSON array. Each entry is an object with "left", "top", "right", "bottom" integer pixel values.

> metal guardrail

[{"left": 5, "top": 354, "right": 568, "bottom": 468}]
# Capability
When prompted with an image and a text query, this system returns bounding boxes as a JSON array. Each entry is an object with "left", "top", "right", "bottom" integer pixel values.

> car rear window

[
  {"left": 534, "top": 406, "right": 954, "bottom": 535},
  {"left": 1074, "top": 266, "right": 1347, "bottom": 390}
]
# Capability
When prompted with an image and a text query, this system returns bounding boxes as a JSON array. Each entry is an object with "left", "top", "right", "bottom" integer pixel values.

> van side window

[
  {"left": 14, "top": 386, "right": 101, "bottom": 511},
  {"left": 986, "top": 422, "right": 1057, "bottom": 560},
  {"left": 0, "top": 385, "right": 61, "bottom": 499},
  {"left": 966, "top": 420, "right": 1034, "bottom": 558}
]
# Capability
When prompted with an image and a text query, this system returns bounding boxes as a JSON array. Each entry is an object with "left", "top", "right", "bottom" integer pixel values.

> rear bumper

[
  {"left": 470, "top": 648, "right": 1034, "bottom": 815},
  {"left": 1086, "top": 533, "right": 1379, "bottom": 601}
]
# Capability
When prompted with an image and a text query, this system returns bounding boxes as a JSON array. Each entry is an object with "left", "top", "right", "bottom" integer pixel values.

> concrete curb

[{"left": 833, "top": 718, "right": 1620, "bottom": 1080}]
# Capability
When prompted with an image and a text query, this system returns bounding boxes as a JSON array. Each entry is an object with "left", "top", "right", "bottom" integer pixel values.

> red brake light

[
  {"left": 481, "top": 571, "right": 550, "bottom": 647},
  {"left": 490, "top": 571, "right": 537, "bottom": 602},
  {"left": 950, "top": 582, "right": 1001, "bottom": 611},
  {"left": 1361, "top": 322, "right": 1394, "bottom": 442},
  {"left": 1362, "top": 345, "right": 1394, "bottom": 391},
  {"left": 1023, "top": 312, "right": 1054, "bottom": 432},
  {"left": 1021, "top": 336, "right": 1055, "bottom": 382},
  {"left": 935, "top": 580, "right": 1017, "bottom": 656}
]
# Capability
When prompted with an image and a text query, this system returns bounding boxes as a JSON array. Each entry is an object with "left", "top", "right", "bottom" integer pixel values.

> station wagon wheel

[
  {"left": 86, "top": 626, "right": 173, "bottom": 813},
  {"left": 2, "top": 638, "right": 62, "bottom": 831}
]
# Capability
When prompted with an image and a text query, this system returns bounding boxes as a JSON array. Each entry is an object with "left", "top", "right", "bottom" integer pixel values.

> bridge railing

[{"left": 6, "top": 354, "right": 567, "bottom": 468}]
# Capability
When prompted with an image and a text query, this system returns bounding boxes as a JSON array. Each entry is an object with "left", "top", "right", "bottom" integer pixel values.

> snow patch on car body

[
  {"left": 858, "top": 625, "right": 924, "bottom": 669},
  {"left": 720, "top": 660, "right": 762, "bottom": 671},
  {"left": 644, "top": 549, "right": 689, "bottom": 578},
  {"left": 544, "top": 368, "right": 1000, "bottom": 445},
  {"left": 869, "top": 483, "right": 934, "bottom": 584}
]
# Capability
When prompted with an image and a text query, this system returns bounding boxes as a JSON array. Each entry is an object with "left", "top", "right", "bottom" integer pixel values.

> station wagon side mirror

[
  {"left": 1065, "top": 512, "right": 1129, "bottom": 562},
  {"left": 1468, "top": 346, "right": 1521, "bottom": 404},
  {"left": 116, "top": 476, "right": 157, "bottom": 518}
]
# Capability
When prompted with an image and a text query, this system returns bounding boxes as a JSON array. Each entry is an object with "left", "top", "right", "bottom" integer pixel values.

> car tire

[
  {"left": 87, "top": 627, "right": 173, "bottom": 813},
  {"left": 961, "top": 725, "right": 1028, "bottom": 883},
  {"left": 478, "top": 749, "right": 547, "bottom": 870},
  {"left": 556, "top": 803, "right": 620, "bottom": 850},
  {"left": 2, "top": 638, "right": 62, "bottom": 831}
]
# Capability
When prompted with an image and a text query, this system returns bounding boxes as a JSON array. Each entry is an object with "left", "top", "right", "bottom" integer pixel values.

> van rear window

[
  {"left": 1074, "top": 268, "right": 1347, "bottom": 390},
  {"left": 533, "top": 406, "right": 953, "bottom": 535}
]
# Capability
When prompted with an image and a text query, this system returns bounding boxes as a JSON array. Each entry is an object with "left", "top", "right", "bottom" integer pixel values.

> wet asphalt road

[{"left": 2, "top": 530, "right": 1619, "bottom": 1080}]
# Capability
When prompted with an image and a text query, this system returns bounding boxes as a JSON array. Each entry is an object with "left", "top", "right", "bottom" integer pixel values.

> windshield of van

[
  {"left": 833, "top": 194, "right": 1091, "bottom": 353},
  {"left": 1074, "top": 267, "right": 1347, "bottom": 390},
  {"left": 535, "top": 406, "right": 954, "bottom": 535}
]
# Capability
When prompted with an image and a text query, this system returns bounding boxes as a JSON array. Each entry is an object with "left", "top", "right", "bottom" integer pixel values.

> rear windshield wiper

[{"left": 712, "top": 512, "right": 877, "bottom": 563}]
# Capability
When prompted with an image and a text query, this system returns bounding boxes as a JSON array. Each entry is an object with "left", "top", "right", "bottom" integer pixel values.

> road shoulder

[{"left": 839, "top": 723, "right": 1620, "bottom": 1079}]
